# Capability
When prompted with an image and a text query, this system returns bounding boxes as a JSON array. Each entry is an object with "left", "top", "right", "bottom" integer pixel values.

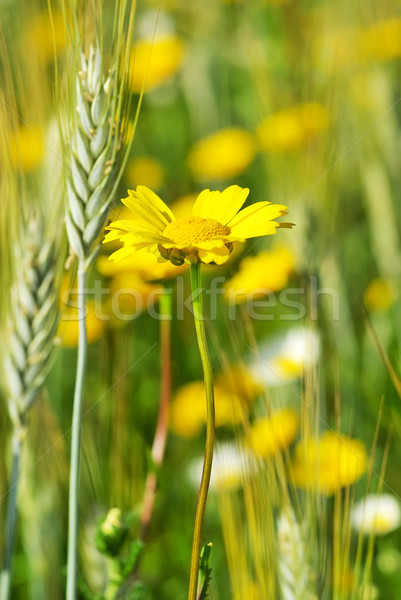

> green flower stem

[
  {"left": 105, "top": 558, "right": 121, "bottom": 600},
  {"left": 0, "top": 428, "right": 24, "bottom": 600},
  {"left": 66, "top": 260, "right": 88, "bottom": 600},
  {"left": 188, "top": 263, "right": 215, "bottom": 600}
]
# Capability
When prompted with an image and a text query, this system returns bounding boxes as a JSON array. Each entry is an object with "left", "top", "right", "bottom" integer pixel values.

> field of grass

[{"left": 1, "top": 1, "right": 401, "bottom": 599}]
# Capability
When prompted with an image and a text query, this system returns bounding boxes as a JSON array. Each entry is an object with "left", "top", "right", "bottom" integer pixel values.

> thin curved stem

[
  {"left": 187, "top": 263, "right": 215, "bottom": 600},
  {"left": 140, "top": 290, "right": 172, "bottom": 541},
  {"left": 0, "top": 429, "right": 23, "bottom": 600},
  {"left": 122, "top": 291, "right": 172, "bottom": 594},
  {"left": 66, "top": 261, "right": 88, "bottom": 600}
]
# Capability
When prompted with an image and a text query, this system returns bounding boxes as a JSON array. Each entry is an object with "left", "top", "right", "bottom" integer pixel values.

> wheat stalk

[{"left": 58, "top": 4, "right": 136, "bottom": 598}]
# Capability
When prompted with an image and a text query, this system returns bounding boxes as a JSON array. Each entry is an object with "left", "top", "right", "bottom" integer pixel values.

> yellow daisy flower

[
  {"left": 247, "top": 408, "right": 299, "bottom": 458},
  {"left": 58, "top": 274, "right": 106, "bottom": 346},
  {"left": 291, "top": 432, "right": 367, "bottom": 495},
  {"left": 97, "top": 247, "right": 186, "bottom": 281},
  {"left": 188, "top": 128, "right": 256, "bottom": 181},
  {"left": 257, "top": 103, "right": 329, "bottom": 153},
  {"left": 57, "top": 300, "right": 106, "bottom": 347},
  {"left": 9, "top": 124, "right": 45, "bottom": 172},
  {"left": 226, "top": 245, "right": 295, "bottom": 303},
  {"left": 104, "top": 185, "right": 290, "bottom": 266},
  {"left": 216, "top": 364, "right": 263, "bottom": 405},
  {"left": 364, "top": 277, "right": 395, "bottom": 312},
  {"left": 130, "top": 36, "right": 186, "bottom": 93},
  {"left": 170, "top": 380, "right": 250, "bottom": 439},
  {"left": 125, "top": 156, "right": 165, "bottom": 190},
  {"left": 26, "top": 10, "right": 67, "bottom": 63},
  {"left": 357, "top": 18, "right": 401, "bottom": 63}
]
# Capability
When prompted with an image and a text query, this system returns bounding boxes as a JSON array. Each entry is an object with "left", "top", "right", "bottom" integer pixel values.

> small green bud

[{"left": 95, "top": 508, "right": 129, "bottom": 557}]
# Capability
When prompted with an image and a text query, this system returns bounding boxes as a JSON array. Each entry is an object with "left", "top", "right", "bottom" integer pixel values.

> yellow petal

[
  {"left": 229, "top": 203, "right": 288, "bottom": 238},
  {"left": 109, "top": 246, "right": 137, "bottom": 262},
  {"left": 130, "top": 229, "right": 171, "bottom": 245},
  {"left": 198, "top": 245, "right": 231, "bottom": 265},
  {"left": 122, "top": 197, "right": 166, "bottom": 232},
  {"left": 103, "top": 229, "right": 123, "bottom": 244},
  {"left": 105, "top": 219, "right": 151, "bottom": 234},
  {"left": 136, "top": 186, "right": 175, "bottom": 222},
  {"left": 192, "top": 185, "right": 249, "bottom": 224},
  {"left": 106, "top": 219, "right": 170, "bottom": 247},
  {"left": 192, "top": 189, "right": 218, "bottom": 218},
  {"left": 159, "top": 237, "right": 228, "bottom": 251},
  {"left": 195, "top": 238, "right": 230, "bottom": 250},
  {"left": 123, "top": 186, "right": 174, "bottom": 231}
]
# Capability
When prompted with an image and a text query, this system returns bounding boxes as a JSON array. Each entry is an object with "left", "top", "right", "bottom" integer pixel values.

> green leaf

[
  {"left": 198, "top": 543, "right": 213, "bottom": 600},
  {"left": 120, "top": 539, "right": 145, "bottom": 580}
]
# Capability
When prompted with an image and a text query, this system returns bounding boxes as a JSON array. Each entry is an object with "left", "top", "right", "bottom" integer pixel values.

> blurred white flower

[
  {"left": 188, "top": 443, "right": 252, "bottom": 492},
  {"left": 351, "top": 494, "right": 401, "bottom": 535},
  {"left": 251, "top": 328, "right": 320, "bottom": 386},
  {"left": 136, "top": 9, "right": 176, "bottom": 39}
]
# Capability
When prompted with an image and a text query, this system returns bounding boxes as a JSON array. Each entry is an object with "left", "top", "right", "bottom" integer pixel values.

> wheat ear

[
  {"left": 0, "top": 213, "right": 60, "bottom": 600},
  {"left": 63, "top": 2, "right": 135, "bottom": 269},
  {"left": 277, "top": 507, "right": 318, "bottom": 600},
  {"left": 64, "top": 44, "right": 121, "bottom": 267}
]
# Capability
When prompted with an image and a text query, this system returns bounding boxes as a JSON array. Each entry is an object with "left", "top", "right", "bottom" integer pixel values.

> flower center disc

[{"left": 163, "top": 216, "right": 231, "bottom": 246}]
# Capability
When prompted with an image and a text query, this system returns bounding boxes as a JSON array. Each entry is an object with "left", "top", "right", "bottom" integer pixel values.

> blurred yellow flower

[
  {"left": 226, "top": 246, "right": 295, "bottom": 303},
  {"left": 58, "top": 274, "right": 107, "bottom": 344},
  {"left": 26, "top": 10, "right": 67, "bottom": 63},
  {"left": 130, "top": 36, "right": 186, "bottom": 93},
  {"left": 317, "top": 19, "right": 401, "bottom": 70},
  {"left": 98, "top": 246, "right": 186, "bottom": 328},
  {"left": 357, "top": 18, "right": 401, "bottom": 62},
  {"left": 291, "top": 432, "right": 367, "bottom": 495},
  {"left": 247, "top": 408, "right": 299, "bottom": 458},
  {"left": 313, "top": 29, "right": 353, "bottom": 69},
  {"left": 216, "top": 364, "right": 263, "bottom": 404},
  {"left": 170, "top": 380, "right": 250, "bottom": 438},
  {"left": 9, "top": 125, "right": 44, "bottom": 172},
  {"left": 104, "top": 185, "right": 289, "bottom": 266},
  {"left": 188, "top": 128, "right": 256, "bottom": 181},
  {"left": 98, "top": 247, "right": 186, "bottom": 281},
  {"left": 364, "top": 277, "right": 394, "bottom": 312},
  {"left": 106, "top": 272, "right": 162, "bottom": 322},
  {"left": 257, "top": 103, "right": 329, "bottom": 153},
  {"left": 125, "top": 156, "right": 164, "bottom": 190},
  {"left": 58, "top": 300, "right": 106, "bottom": 347},
  {"left": 170, "top": 194, "right": 197, "bottom": 220}
]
